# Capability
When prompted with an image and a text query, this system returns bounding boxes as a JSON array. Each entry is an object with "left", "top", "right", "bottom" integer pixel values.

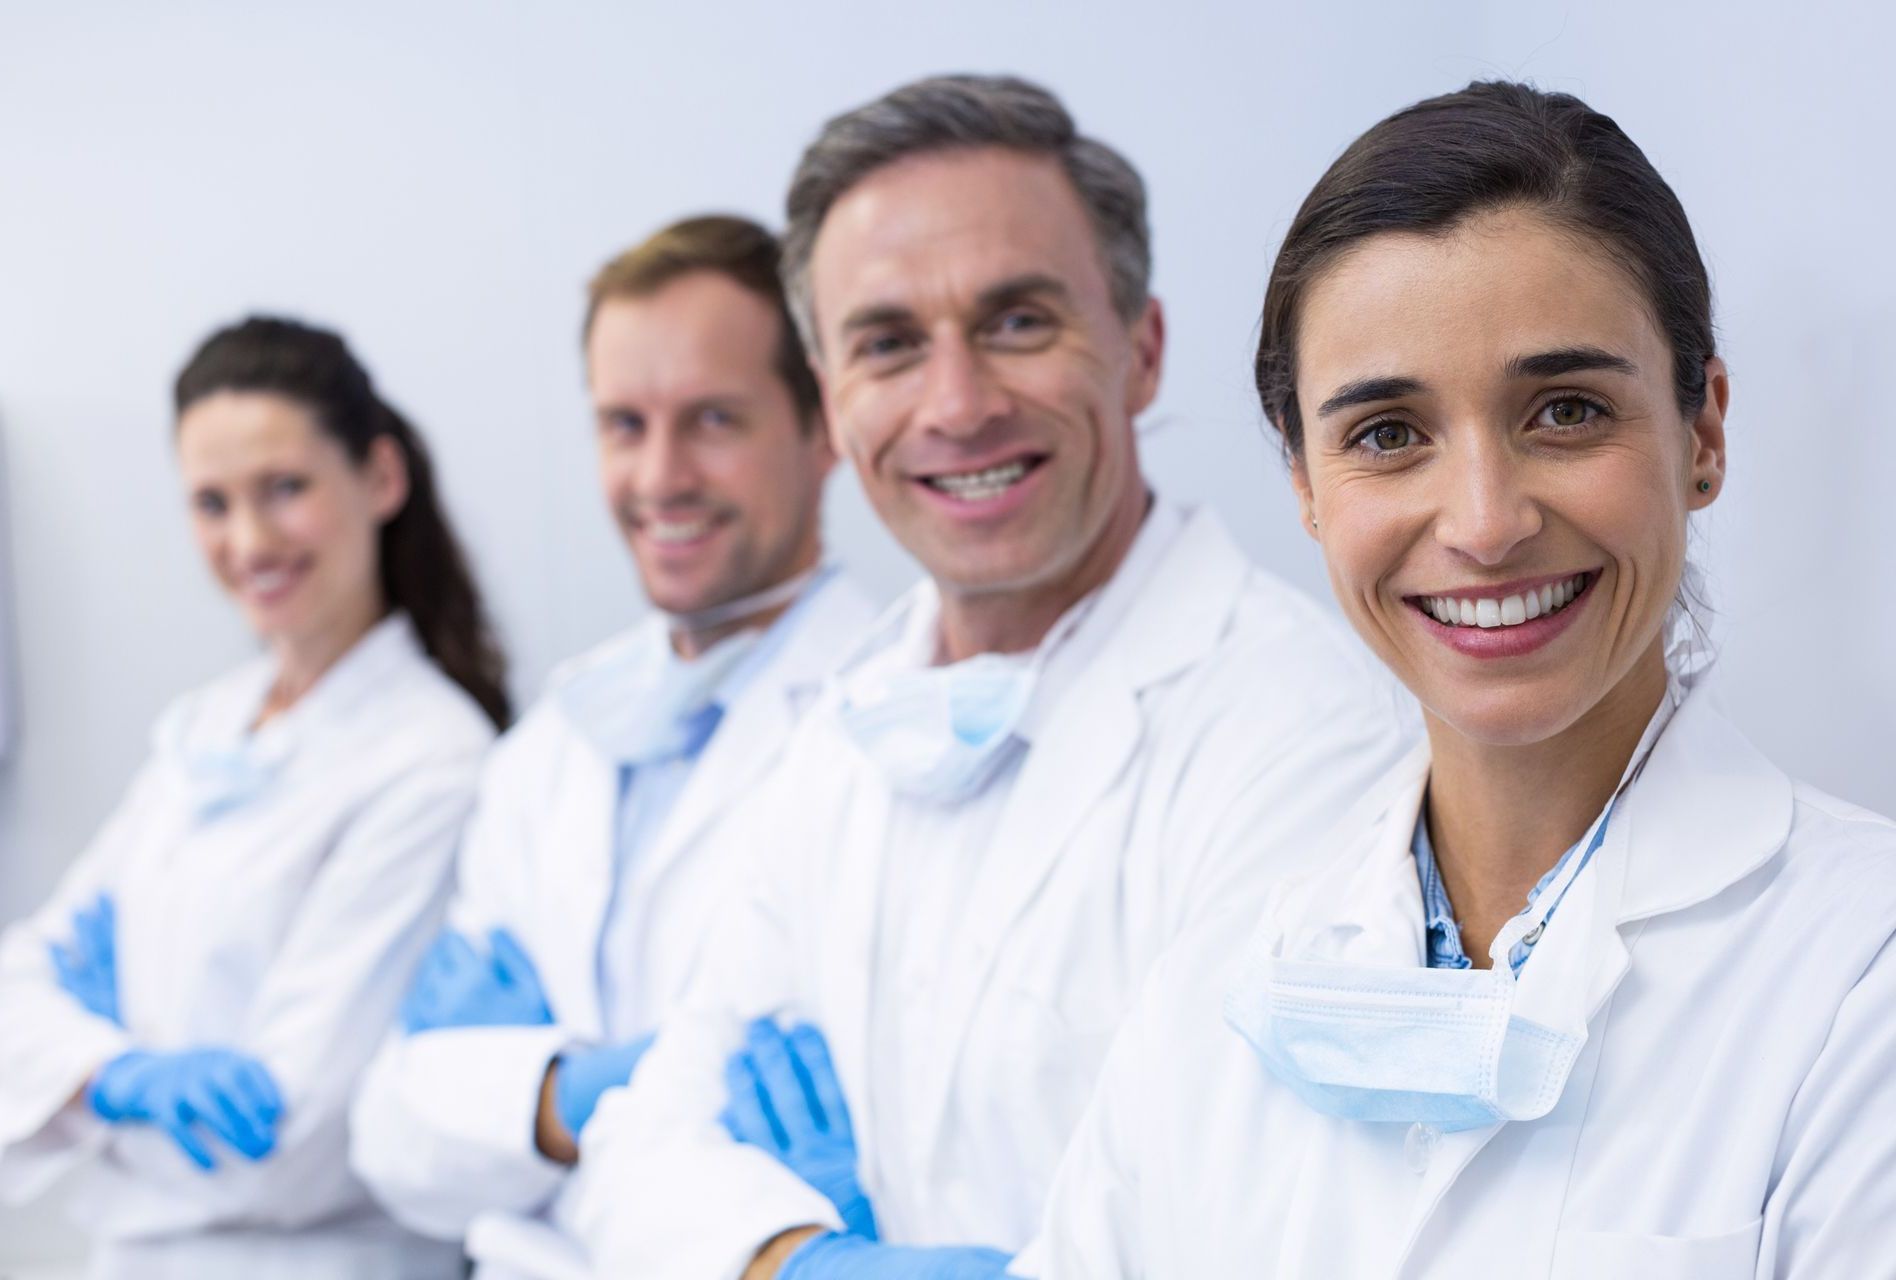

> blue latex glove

[
  {"left": 552, "top": 1034, "right": 654, "bottom": 1142},
  {"left": 47, "top": 893, "right": 122, "bottom": 1026},
  {"left": 722, "top": 1018, "right": 878, "bottom": 1241},
  {"left": 400, "top": 926, "right": 553, "bottom": 1033},
  {"left": 780, "top": 1233, "right": 1014, "bottom": 1279},
  {"left": 89, "top": 1048, "right": 284, "bottom": 1172}
]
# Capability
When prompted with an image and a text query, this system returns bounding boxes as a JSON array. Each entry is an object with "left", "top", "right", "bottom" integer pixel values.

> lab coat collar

[
  {"left": 1257, "top": 676, "right": 1788, "bottom": 958},
  {"left": 154, "top": 611, "right": 424, "bottom": 763},
  {"left": 1611, "top": 677, "right": 1793, "bottom": 924}
]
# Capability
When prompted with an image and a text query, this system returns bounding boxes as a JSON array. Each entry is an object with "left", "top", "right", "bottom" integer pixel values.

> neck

[
  {"left": 669, "top": 541, "right": 821, "bottom": 661},
  {"left": 1423, "top": 637, "right": 1669, "bottom": 966},
  {"left": 936, "top": 485, "right": 1151, "bottom": 663},
  {"left": 260, "top": 592, "right": 387, "bottom": 729}
]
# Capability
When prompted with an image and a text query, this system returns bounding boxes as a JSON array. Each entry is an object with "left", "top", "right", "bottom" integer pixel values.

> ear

[
  {"left": 1289, "top": 450, "right": 1320, "bottom": 541},
  {"left": 1125, "top": 297, "right": 1166, "bottom": 417},
  {"left": 364, "top": 435, "right": 411, "bottom": 524},
  {"left": 1686, "top": 356, "right": 1729, "bottom": 511}
]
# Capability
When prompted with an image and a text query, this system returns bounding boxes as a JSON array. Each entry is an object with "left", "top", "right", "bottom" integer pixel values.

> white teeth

[
  {"left": 247, "top": 570, "right": 294, "bottom": 594},
  {"left": 926, "top": 460, "right": 1030, "bottom": 501},
  {"left": 1423, "top": 574, "right": 1589, "bottom": 630},
  {"left": 649, "top": 519, "right": 712, "bottom": 544}
]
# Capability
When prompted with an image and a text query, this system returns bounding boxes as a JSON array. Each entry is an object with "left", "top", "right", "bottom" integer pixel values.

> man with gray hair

[{"left": 567, "top": 74, "right": 1413, "bottom": 1277}]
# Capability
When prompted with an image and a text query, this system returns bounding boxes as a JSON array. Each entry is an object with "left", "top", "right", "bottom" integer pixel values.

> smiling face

[
  {"left": 587, "top": 271, "right": 834, "bottom": 621},
  {"left": 1290, "top": 208, "right": 1726, "bottom": 747},
  {"left": 807, "top": 146, "right": 1161, "bottom": 632},
  {"left": 177, "top": 390, "right": 405, "bottom": 653}
]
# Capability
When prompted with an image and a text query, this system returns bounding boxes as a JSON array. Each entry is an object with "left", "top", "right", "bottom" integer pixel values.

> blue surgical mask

[
  {"left": 156, "top": 707, "right": 290, "bottom": 823},
  {"left": 1225, "top": 953, "right": 1586, "bottom": 1133},
  {"left": 1224, "top": 803, "right": 1627, "bottom": 1133},
  {"left": 560, "top": 629, "right": 759, "bottom": 767},
  {"left": 836, "top": 653, "right": 1034, "bottom": 804}
]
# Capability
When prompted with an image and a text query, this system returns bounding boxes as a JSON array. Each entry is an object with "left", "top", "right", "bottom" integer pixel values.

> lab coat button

[{"left": 1405, "top": 1122, "right": 1438, "bottom": 1173}]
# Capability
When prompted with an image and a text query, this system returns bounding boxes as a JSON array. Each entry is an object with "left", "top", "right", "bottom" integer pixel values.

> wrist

[
  {"left": 745, "top": 1226, "right": 831, "bottom": 1280},
  {"left": 533, "top": 1056, "right": 578, "bottom": 1165}
]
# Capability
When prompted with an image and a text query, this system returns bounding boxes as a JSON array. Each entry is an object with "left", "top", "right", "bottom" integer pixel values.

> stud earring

[{"left": 1697, "top": 479, "right": 1712, "bottom": 493}]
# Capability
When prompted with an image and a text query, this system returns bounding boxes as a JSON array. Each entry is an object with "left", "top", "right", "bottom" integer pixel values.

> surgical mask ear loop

[{"left": 660, "top": 564, "right": 826, "bottom": 639}]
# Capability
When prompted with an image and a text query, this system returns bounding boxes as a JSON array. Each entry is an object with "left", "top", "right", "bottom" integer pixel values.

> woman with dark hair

[
  {"left": 0, "top": 316, "right": 505, "bottom": 1278},
  {"left": 1023, "top": 83, "right": 1896, "bottom": 1277}
]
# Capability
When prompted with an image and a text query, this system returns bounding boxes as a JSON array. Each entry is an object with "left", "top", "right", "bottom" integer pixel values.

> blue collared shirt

[
  {"left": 594, "top": 575, "right": 832, "bottom": 1036},
  {"left": 1412, "top": 802, "right": 1611, "bottom": 975}
]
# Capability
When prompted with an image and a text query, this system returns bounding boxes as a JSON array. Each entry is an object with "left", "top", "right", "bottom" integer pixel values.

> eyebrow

[
  {"left": 1316, "top": 376, "right": 1425, "bottom": 418},
  {"left": 836, "top": 272, "right": 1073, "bottom": 337},
  {"left": 1313, "top": 346, "right": 1641, "bottom": 419},
  {"left": 976, "top": 272, "right": 1071, "bottom": 313},
  {"left": 1504, "top": 346, "right": 1639, "bottom": 380}
]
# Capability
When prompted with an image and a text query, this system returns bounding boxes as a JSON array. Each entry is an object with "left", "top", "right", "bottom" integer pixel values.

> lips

[
  {"left": 632, "top": 509, "right": 730, "bottom": 548},
  {"left": 1405, "top": 570, "right": 1601, "bottom": 660},
  {"left": 913, "top": 453, "right": 1047, "bottom": 503},
  {"left": 1415, "top": 573, "right": 1592, "bottom": 630},
  {"left": 237, "top": 561, "right": 309, "bottom": 607}
]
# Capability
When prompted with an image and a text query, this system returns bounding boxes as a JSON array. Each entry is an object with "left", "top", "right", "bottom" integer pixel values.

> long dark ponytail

[{"left": 175, "top": 316, "right": 512, "bottom": 728}]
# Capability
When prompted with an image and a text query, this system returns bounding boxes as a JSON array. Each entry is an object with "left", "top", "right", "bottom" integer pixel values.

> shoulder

[{"left": 1776, "top": 782, "right": 1896, "bottom": 922}]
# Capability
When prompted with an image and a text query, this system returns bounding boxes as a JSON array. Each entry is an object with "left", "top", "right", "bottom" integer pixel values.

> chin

[{"left": 1424, "top": 680, "right": 1594, "bottom": 750}]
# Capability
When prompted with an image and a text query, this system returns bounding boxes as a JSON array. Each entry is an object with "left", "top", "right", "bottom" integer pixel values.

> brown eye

[
  {"left": 1370, "top": 422, "right": 1414, "bottom": 451},
  {"left": 1548, "top": 399, "right": 1590, "bottom": 427}
]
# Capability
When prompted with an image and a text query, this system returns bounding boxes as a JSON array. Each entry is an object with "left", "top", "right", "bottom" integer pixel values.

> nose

[
  {"left": 1432, "top": 433, "right": 1543, "bottom": 566},
  {"left": 228, "top": 498, "right": 282, "bottom": 566},
  {"left": 917, "top": 332, "right": 1011, "bottom": 439},
  {"left": 632, "top": 420, "right": 703, "bottom": 507}
]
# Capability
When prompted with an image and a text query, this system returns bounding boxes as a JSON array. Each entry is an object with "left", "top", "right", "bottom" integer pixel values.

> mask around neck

[{"left": 836, "top": 652, "right": 1035, "bottom": 804}]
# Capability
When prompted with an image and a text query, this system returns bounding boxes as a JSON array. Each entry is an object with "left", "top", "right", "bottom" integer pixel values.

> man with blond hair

[{"left": 351, "top": 215, "right": 874, "bottom": 1279}]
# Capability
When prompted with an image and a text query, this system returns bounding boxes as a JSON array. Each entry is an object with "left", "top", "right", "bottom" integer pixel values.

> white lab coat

[
  {"left": 0, "top": 613, "right": 493, "bottom": 1280},
  {"left": 348, "top": 574, "right": 876, "bottom": 1280},
  {"left": 565, "top": 503, "right": 1419, "bottom": 1278},
  {"left": 1021, "top": 679, "right": 1896, "bottom": 1279}
]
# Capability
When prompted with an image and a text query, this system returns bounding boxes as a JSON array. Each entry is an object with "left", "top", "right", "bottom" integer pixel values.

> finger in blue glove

[
  {"left": 400, "top": 927, "right": 553, "bottom": 1034},
  {"left": 47, "top": 893, "right": 122, "bottom": 1026},
  {"left": 552, "top": 1034, "right": 654, "bottom": 1143},
  {"left": 723, "top": 1018, "right": 878, "bottom": 1241},
  {"left": 89, "top": 1048, "right": 285, "bottom": 1173},
  {"left": 779, "top": 1232, "right": 1014, "bottom": 1279}
]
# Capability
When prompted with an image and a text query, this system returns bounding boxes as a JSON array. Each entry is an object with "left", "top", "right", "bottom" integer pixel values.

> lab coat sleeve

[
  {"left": 96, "top": 753, "right": 480, "bottom": 1227},
  {"left": 563, "top": 762, "right": 845, "bottom": 1280},
  {"left": 1010, "top": 945, "right": 1159, "bottom": 1279},
  {"left": 1763, "top": 925, "right": 1896, "bottom": 1276},
  {"left": 350, "top": 723, "right": 575, "bottom": 1238},
  {"left": 0, "top": 764, "right": 154, "bottom": 1201}
]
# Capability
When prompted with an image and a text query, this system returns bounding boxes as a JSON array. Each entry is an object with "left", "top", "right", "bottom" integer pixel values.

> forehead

[
  {"left": 176, "top": 391, "right": 332, "bottom": 475},
  {"left": 808, "top": 146, "right": 1113, "bottom": 323},
  {"left": 587, "top": 271, "right": 783, "bottom": 402},
  {"left": 1298, "top": 209, "right": 1666, "bottom": 392}
]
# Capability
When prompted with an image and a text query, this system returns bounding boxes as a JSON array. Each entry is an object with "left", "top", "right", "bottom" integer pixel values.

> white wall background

[{"left": 1, "top": 0, "right": 1891, "bottom": 1265}]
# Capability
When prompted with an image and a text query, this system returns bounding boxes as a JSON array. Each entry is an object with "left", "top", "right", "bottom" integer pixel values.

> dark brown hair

[
  {"left": 1257, "top": 80, "right": 1715, "bottom": 456},
  {"left": 585, "top": 214, "right": 821, "bottom": 428},
  {"left": 175, "top": 316, "right": 511, "bottom": 729}
]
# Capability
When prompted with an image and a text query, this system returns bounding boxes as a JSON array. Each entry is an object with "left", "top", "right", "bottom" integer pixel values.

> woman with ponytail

[{"left": 0, "top": 316, "right": 506, "bottom": 1279}]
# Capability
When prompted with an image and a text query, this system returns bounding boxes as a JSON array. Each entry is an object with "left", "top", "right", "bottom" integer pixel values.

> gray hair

[{"left": 781, "top": 74, "right": 1152, "bottom": 351}]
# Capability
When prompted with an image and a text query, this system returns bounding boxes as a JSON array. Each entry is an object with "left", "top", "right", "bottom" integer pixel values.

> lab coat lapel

[
  {"left": 915, "top": 508, "right": 1248, "bottom": 1140},
  {"left": 632, "top": 672, "right": 791, "bottom": 900},
  {"left": 536, "top": 738, "right": 619, "bottom": 1038}
]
